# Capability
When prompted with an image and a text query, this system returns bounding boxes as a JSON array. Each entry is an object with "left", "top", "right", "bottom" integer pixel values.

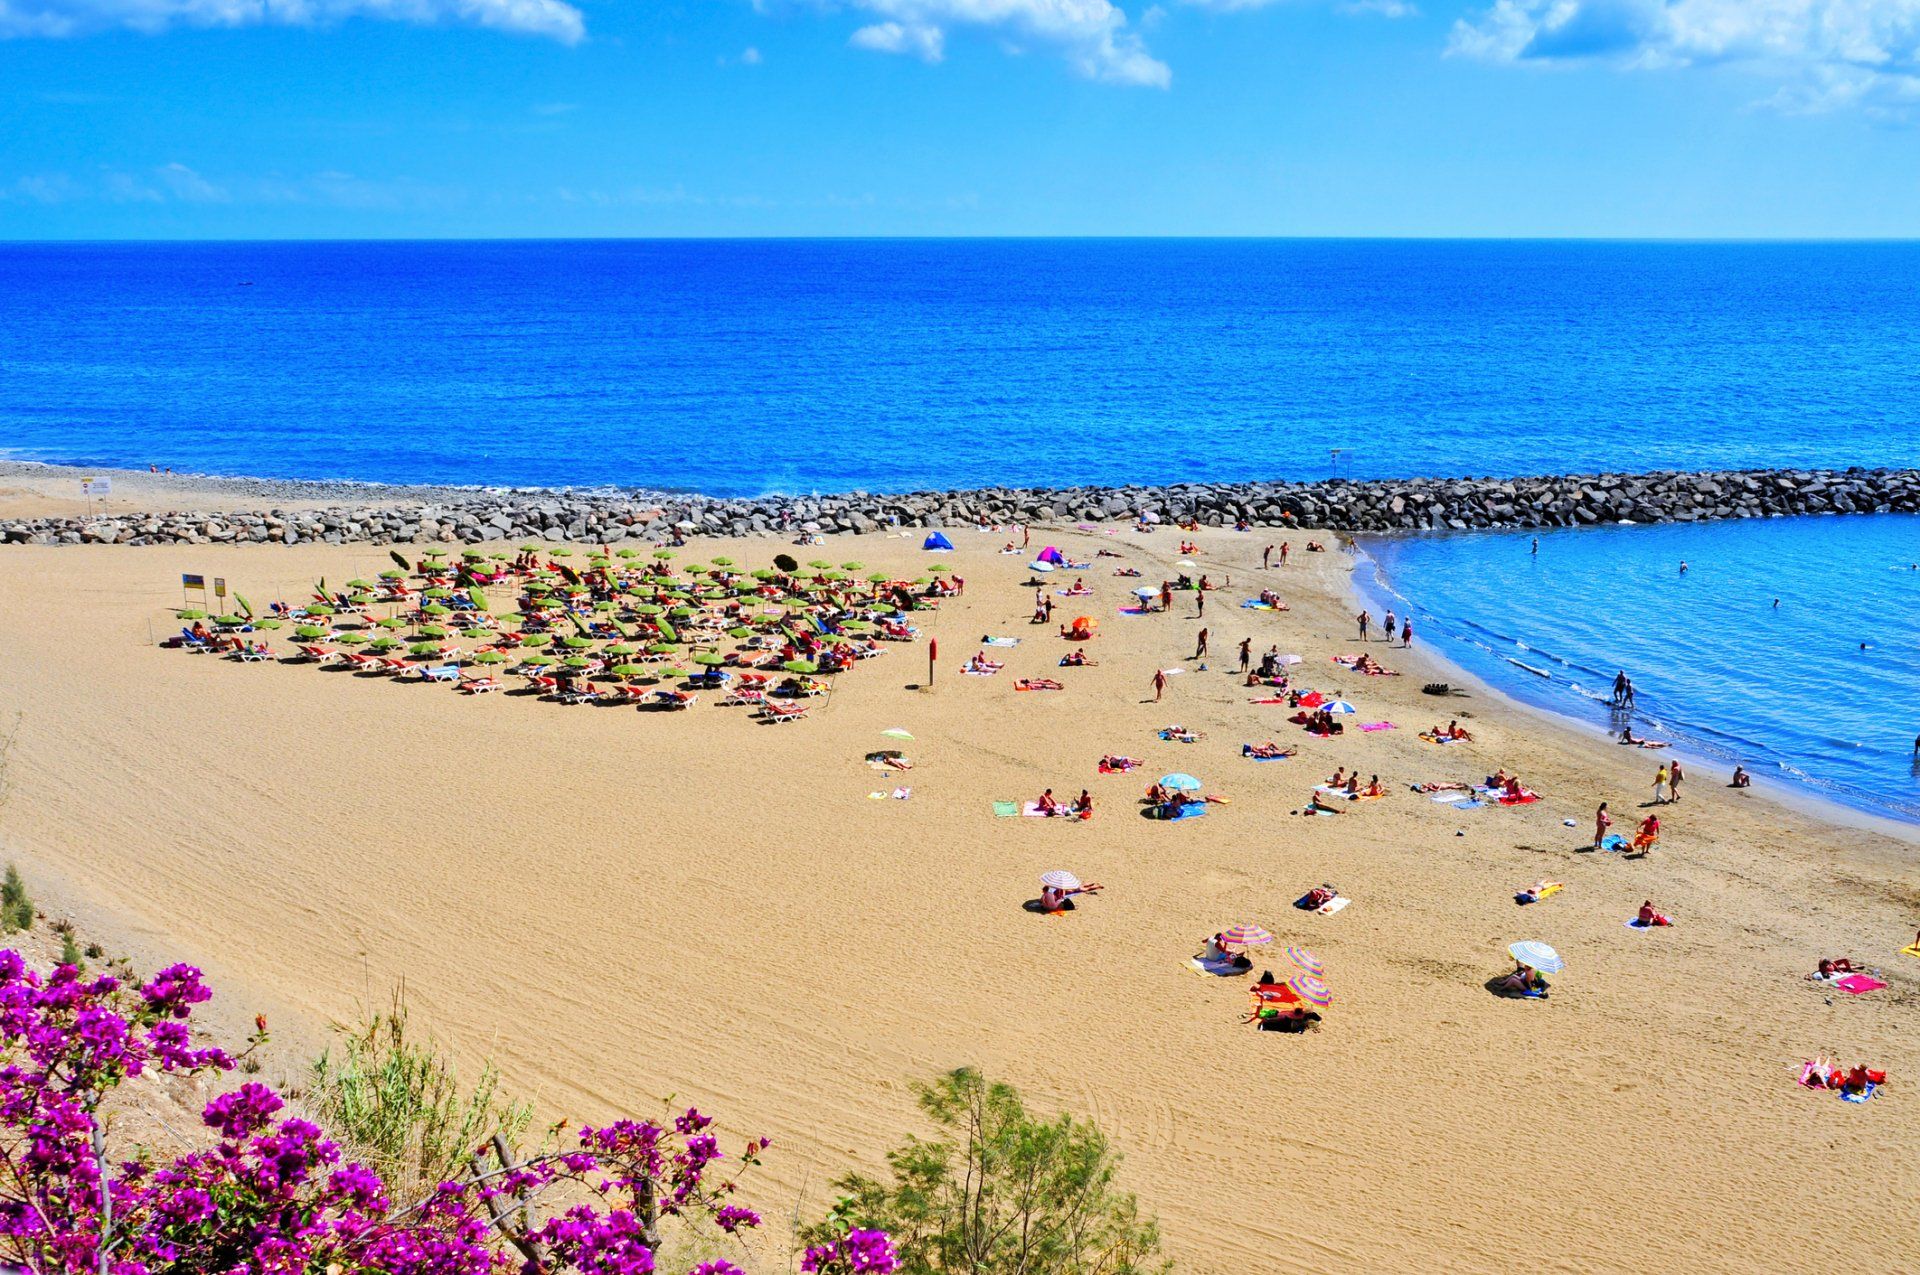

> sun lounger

[
  {"left": 760, "top": 702, "right": 809, "bottom": 723},
  {"left": 417, "top": 664, "right": 461, "bottom": 683},
  {"left": 458, "top": 674, "right": 500, "bottom": 694},
  {"left": 295, "top": 643, "right": 333, "bottom": 662},
  {"left": 652, "top": 690, "right": 697, "bottom": 710},
  {"left": 376, "top": 657, "right": 412, "bottom": 674},
  {"left": 723, "top": 686, "right": 766, "bottom": 707},
  {"left": 235, "top": 646, "right": 275, "bottom": 662}
]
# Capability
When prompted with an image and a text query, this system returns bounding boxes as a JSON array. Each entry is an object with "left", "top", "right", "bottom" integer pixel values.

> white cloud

[
  {"left": 0, "top": 0, "right": 584, "bottom": 42},
  {"left": 1450, "top": 0, "right": 1920, "bottom": 111},
  {"left": 1182, "top": 0, "right": 1414, "bottom": 13},
  {"left": 740, "top": 43, "right": 762, "bottom": 62},
  {"left": 843, "top": 0, "right": 1170, "bottom": 86}
]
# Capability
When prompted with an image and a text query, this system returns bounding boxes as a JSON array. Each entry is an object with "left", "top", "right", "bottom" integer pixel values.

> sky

[{"left": 3, "top": 0, "right": 1920, "bottom": 237}]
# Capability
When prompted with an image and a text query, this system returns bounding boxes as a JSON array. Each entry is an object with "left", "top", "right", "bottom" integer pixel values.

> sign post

[
  {"left": 928, "top": 637, "right": 937, "bottom": 690},
  {"left": 80, "top": 476, "right": 110, "bottom": 518},
  {"left": 181, "top": 573, "right": 206, "bottom": 611}
]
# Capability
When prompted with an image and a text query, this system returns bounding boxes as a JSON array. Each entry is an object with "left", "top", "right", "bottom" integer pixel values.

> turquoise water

[
  {"left": 1361, "top": 515, "right": 1920, "bottom": 824},
  {"left": 3, "top": 240, "right": 1920, "bottom": 494}
]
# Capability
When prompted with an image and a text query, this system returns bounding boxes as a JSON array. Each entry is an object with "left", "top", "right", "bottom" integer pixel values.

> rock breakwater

[{"left": 3, "top": 467, "right": 1915, "bottom": 547}]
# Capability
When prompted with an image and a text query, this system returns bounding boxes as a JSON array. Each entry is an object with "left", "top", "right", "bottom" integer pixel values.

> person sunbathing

[
  {"left": 1498, "top": 963, "right": 1549, "bottom": 998},
  {"left": 1636, "top": 901, "right": 1673, "bottom": 927},
  {"left": 1255, "top": 1007, "right": 1322, "bottom": 1033},
  {"left": 965, "top": 652, "right": 1003, "bottom": 673},
  {"left": 1326, "top": 767, "right": 1347, "bottom": 789},
  {"left": 1343, "top": 773, "right": 1361, "bottom": 796},
  {"left": 1016, "top": 678, "right": 1064, "bottom": 691},
  {"left": 1070, "top": 789, "right": 1093, "bottom": 817},
  {"left": 1039, "top": 880, "right": 1102, "bottom": 911},
  {"left": 1307, "top": 790, "right": 1346, "bottom": 815},
  {"left": 1145, "top": 782, "right": 1171, "bottom": 806},
  {"left": 1197, "top": 934, "right": 1253, "bottom": 970},
  {"left": 1245, "top": 742, "right": 1296, "bottom": 759},
  {"left": 1411, "top": 781, "right": 1470, "bottom": 793},
  {"left": 1843, "top": 1064, "right": 1875, "bottom": 1097},
  {"left": 1810, "top": 958, "right": 1862, "bottom": 979},
  {"left": 1114, "top": 567, "right": 1143, "bottom": 577},
  {"left": 1098, "top": 754, "right": 1140, "bottom": 773},
  {"left": 1503, "top": 775, "right": 1526, "bottom": 801},
  {"left": 1305, "top": 541, "right": 1326, "bottom": 552},
  {"left": 1036, "top": 789, "right": 1061, "bottom": 816},
  {"left": 1516, "top": 880, "right": 1559, "bottom": 904},
  {"left": 1060, "top": 651, "right": 1093, "bottom": 667},
  {"left": 1443, "top": 720, "right": 1472, "bottom": 741}
]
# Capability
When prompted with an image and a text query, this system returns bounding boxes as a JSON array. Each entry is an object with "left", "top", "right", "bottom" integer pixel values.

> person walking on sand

[
  {"left": 1196, "top": 590, "right": 1206, "bottom": 618},
  {"left": 1152, "top": 668, "right": 1167, "bottom": 703},
  {"left": 1668, "top": 758, "right": 1684, "bottom": 804},
  {"left": 1652, "top": 764, "right": 1669, "bottom": 805},
  {"left": 1401, "top": 617, "right": 1414, "bottom": 648},
  {"left": 1593, "top": 801, "right": 1613, "bottom": 850},
  {"left": 1357, "top": 610, "right": 1371, "bottom": 642},
  {"left": 1194, "top": 628, "right": 1209, "bottom": 661},
  {"left": 1238, "top": 637, "right": 1252, "bottom": 674}
]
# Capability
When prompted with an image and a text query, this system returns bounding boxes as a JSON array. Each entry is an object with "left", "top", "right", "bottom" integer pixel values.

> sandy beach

[{"left": 1, "top": 480, "right": 1916, "bottom": 1273}]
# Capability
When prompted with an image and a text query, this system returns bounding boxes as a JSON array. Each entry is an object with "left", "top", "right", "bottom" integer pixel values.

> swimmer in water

[{"left": 1679, "top": 562, "right": 1689, "bottom": 574}]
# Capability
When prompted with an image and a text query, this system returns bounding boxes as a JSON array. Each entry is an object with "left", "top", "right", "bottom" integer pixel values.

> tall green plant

[
  {"left": 804, "top": 1068, "right": 1168, "bottom": 1275},
  {"left": 308, "top": 993, "right": 534, "bottom": 1193},
  {"left": 0, "top": 865, "right": 32, "bottom": 934}
]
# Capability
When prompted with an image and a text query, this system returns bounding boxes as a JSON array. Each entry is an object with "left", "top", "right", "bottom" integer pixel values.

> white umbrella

[
  {"left": 1039, "top": 870, "right": 1081, "bottom": 890},
  {"left": 1509, "top": 940, "right": 1564, "bottom": 973},
  {"left": 1321, "top": 700, "right": 1357, "bottom": 714}
]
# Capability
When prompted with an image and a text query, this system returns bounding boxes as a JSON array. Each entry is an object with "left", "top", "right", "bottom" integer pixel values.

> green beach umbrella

[
  {"left": 347, "top": 578, "right": 375, "bottom": 589},
  {"left": 421, "top": 603, "right": 451, "bottom": 616},
  {"left": 474, "top": 650, "right": 507, "bottom": 665},
  {"left": 409, "top": 641, "right": 441, "bottom": 657},
  {"left": 335, "top": 631, "right": 367, "bottom": 645},
  {"left": 177, "top": 608, "right": 206, "bottom": 620},
  {"left": 561, "top": 635, "right": 593, "bottom": 649},
  {"left": 617, "top": 548, "right": 640, "bottom": 559},
  {"left": 418, "top": 625, "right": 449, "bottom": 640},
  {"left": 841, "top": 561, "right": 864, "bottom": 571},
  {"left": 294, "top": 625, "right": 329, "bottom": 640},
  {"left": 423, "top": 587, "right": 452, "bottom": 600},
  {"left": 519, "top": 633, "right": 552, "bottom": 648},
  {"left": 808, "top": 559, "right": 832, "bottom": 570},
  {"left": 467, "top": 587, "right": 489, "bottom": 611},
  {"left": 522, "top": 653, "right": 556, "bottom": 667},
  {"left": 379, "top": 570, "right": 404, "bottom": 580},
  {"left": 727, "top": 626, "right": 752, "bottom": 639},
  {"left": 551, "top": 549, "right": 573, "bottom": 558},
  {"left": 215, "top": 613, "right": 246, "bottom": 626},
  {"left": 607, "top": 643, "right": 637, "bottom": 656},
  {"left": 562, "top": 655, "right": 591, "bottom": 669},
  {"left": 692, "top": 652, "right": 725, "bottom": 669},
  {"left": 751, "top": 569, "right": 776, "bottom": 581},
  {"left": 652, "top": 549, "right": 676, "bottom": 560},
  {"left": 783, "top": 659, "right": 819, "bottom": 675},
  {"left": 711, "top": 556, "right": 735, "bottom": 567},
  {"left": 368, "top": 637, "right": 400, "bottom": 652},
  {"left": 648, "top": 641, "right": 680, "bottom": 655},
  {"left": 462, "top": 627, "right": 493, "bottom": 640},
  {"left": 304, "top": 603, "right": 336, "bottom": 617},
  {"left": 256, "top": 619, "right": 284, "bottom": 631},
  {"left": 376, "top": 616, "right": 406, "bottom": 630},
  {"left": 611, "top": 663, "right": 646, "bottom": 677}
]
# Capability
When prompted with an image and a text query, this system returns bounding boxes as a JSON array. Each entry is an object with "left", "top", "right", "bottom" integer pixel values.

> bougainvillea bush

[{"left": 0, "top": 951, "right": 894, "bottom": 1275}]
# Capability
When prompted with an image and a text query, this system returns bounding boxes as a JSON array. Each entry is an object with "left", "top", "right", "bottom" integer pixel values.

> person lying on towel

[{"left": 1244, "top": 742, "right": 1296, "bottom": 759}]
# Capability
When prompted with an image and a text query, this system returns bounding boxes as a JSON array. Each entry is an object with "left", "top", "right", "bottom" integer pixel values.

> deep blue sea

[
  {"left": 1361, "top": 517, "right": 1920, "bottom": 825},
  {"left": 4, "top": 240, "right": 1920, "bottom": 493},
  {"left": 3, "top": 239, "right": 1918, "bottom": 821}
]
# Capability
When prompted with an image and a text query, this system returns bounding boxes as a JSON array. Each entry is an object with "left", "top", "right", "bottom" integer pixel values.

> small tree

[
  {"left": 56, "top": 930, "right": 82, "bottom": 971},
  {"left": 1, "top": 865, "right": 32, "bottom": 933},
  {"left": 803, "top": 1069, "right": 1167, "bottom": 1274}
]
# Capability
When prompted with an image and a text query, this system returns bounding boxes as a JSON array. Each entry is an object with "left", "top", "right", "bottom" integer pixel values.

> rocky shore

[{"left": 3, "top": 465, "right": 1916, "bottom": 546}]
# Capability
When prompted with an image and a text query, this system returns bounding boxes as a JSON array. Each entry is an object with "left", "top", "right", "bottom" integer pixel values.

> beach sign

[
  {"left": 181, "top": 573, "right": 207, "bottom": 609},
  {"left": 213, "top": 577, "right": 227, "bottom": 599},
  {"left": 80, "top": 476, "right": 110, "bottom": 497}
]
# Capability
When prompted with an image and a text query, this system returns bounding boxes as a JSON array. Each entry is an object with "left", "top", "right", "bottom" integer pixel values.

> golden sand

[{"left": 0, "top": 493, "right": 1916, "bottom": 1273}]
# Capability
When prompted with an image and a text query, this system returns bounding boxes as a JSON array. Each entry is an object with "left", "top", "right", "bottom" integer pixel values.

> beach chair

[
  {"left": 295, "top": 643, "right": 333, "bottom": 662},
  {"left": 653, "top": 690, "right": 697, "bottom": 711},
  {"left": 376, "top": 657, "right": 412, "bottom": 675},
  {"left": 236, "top": 645, "right": 275, "bottom": 662},
  {"left": 760, "top": 702, "right": 809, "bottom": 724},
  {"left": 723, "top": 686, "right": 766, "bottom": 708},
  {"left": 527, "top": 673, "right": 561, "bottom": 696},
  {"left": 342, "top": 652, "right": 380, "bottom": 670},
  {"left": 417, "top": 665, "right": 460, "bottom": 683},
  {"left": 558, "top": 683, "right": 602, "bottom": 705},
  {"left": 611, "top": 684, "right": 650, "bottom": 704},
  {"left": 459, "top": 674, "right": 500, "bottom": 694}
]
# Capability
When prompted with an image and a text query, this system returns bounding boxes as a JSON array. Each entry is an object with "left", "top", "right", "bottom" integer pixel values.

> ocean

[
  {"left": 4, "top": 239, "right": 1920, "bottom": 494},
  {"left": 2, "top": 238, "right": 1917, "bottom": 820},
  {"left": 1360, "top": 516, "right": 1920, "bottom": 825}
]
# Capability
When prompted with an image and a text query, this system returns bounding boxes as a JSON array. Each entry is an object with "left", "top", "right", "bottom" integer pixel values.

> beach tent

[
  {"left": 1036, "top": 546, "right": 1065, "bottom": 564},
  {"left": 923, "top": 532, "right": 955, "bottom": 551}
]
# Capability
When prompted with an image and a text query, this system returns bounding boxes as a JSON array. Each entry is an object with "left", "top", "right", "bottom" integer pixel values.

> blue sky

[{"left": 3, "top": 0, "right": 1920, "bottom": 237}]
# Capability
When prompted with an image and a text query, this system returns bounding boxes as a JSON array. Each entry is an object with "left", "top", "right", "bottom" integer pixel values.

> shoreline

[
  {"left": 6, "top": 457, "right": 1920, "bottom": 546},
  {"left": 1345, "top": 539, "right": 1920, "bottom": 844}
]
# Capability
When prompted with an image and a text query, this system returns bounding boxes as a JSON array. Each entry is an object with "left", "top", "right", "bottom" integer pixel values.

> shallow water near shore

[
  {"left": 1361, "top": 514, "right": 1920, "bottom": 824},
  {"left": 7, "top": 239, "right": 1920, "bottom": 493}
]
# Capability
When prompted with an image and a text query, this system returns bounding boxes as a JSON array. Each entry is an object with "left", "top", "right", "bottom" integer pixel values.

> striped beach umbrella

[
  {"left": 1508, "top": 940, "right": 1564, "bottom": 974},
  {"left": 1039, "top": 870, "right": 1081, "bottom": 891},
  {"left": 1284, "top": 946, "right": 1324, "bottom": 977},
  {"left": 1288, "top": 974, "right": 1333, "bottom": 1008},
  {"left": 1220, "top": 924, "right": 1273, "bottom": 949}
]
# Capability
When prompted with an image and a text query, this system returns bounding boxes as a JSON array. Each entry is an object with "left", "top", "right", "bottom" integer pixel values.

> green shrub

[
  {"left": 308, "top": 994, "right": 534, "bottom": 1193},
  {"left": 803, "top": 1068, "right": 1167, "bottom": 1274},
  {"left": 1, "top": 866, "right": 32, "bottom": 933},
  {"left": 58, "top": 930, "right": 83, "bottom": 970}
]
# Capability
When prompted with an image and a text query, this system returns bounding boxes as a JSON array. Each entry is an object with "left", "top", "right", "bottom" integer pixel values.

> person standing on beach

[
  {"left": 1668, "top": 759, "right": 1684, "bottom": 804},
  {"left": 1652, "top": 764, "right": 1669, "bottom": 805},
  {"left": 1238, "top": 638, "right": 1252, "bottom": 674},
  {"left": 1593, "top": 801, "right": 1613, "bottom": 850},
  {"left": 1194, "top": 628, "right": 1209, "bottom": 661},
  {"left": 1280, "top": 542, "right": 1290, "bottom": 567},
  {"left": 1263, "top": 544, "right": 1273, "bottom": 569},
  {"left": 1160, "top": 583, "right": 1173, "bottom": 613},
  {"left": 1384, "top": 609, "right": 1396, "bottom": 641},
  {"left": 1196, "top": 589, "right": 1206, "bottom": 618},
  {"left": 1401, "top": 617, "right": 1413, "bottom": 648},
  {"left": 1357, "top": 610, "right": 1371, "bottom": 642},
  {"left": 1612, "top": 671, "right": 1629, "bottom": 707},
  {"left": 1152, "top": 668, "right": 1167, "bottom": 702}
]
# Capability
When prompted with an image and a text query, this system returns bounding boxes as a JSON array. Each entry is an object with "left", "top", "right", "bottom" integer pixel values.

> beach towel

[
  {"left": 963, "top": 666, "right": 1001, "bottom": 677},
  {"left": 1840, "top": 1084, "right": 1879, "bottom": 1104},
  {"left": 1515, "top": 883, "right": 1562, "bottom": 905},
  {"left": 1240, "top": 600, "right": 1276, "bottom": 610},
  {"left": 1835, "top": 974, "right": 1887, "bottom": 995},
  {"left": 1498, "top": 792, "right": 1540, "bottom": 806},
  {"left": 1186, "top": 956, "right": 1246, "bottom": 977},
  {"left": 1248, "top": 697, "right": 1289, "bottom": 705},
  {"left": 1316, "top": 896, "right": 1350, "bottom": 915},
  {"left": 1453, "top": 800, "right": 1486, "bottom": 810},
  {"left": 1625, "top": 919, "right": 1659, "bottom": 931},
  {"left": 1015, "top": 679, "right": 1064, "bottom": 691},
  {"left": 1902, "top": 943, "right": 1920, "bottom": 959},
  {"left": 1598, "top": 833, "right": 1630, "bottom": 852},
  {"left": 1360, "top": 722, "right": 1396, "bottom": 732},
  {"left": 992, "top": 801, "right": 1019, "bottom": 817},
  {"left": 1021, "top": 802, "right": 1063, "bottom": 818},
  {"left": 1430, "top": 791, "right": 1471, "bottom": 803},
  {"left": 983, "top": 636, "right": 1020, "bottom": 647},
  {"left": 1151, "top": 803, "right": 1207, "bottom": 821},
  {"left": 1419, "top": 733, "right": 1461, "bottom": 744},
  {"left": 1118, "top": 606, "right": 1148, "bottom": 616},
  {"left": 1242, "top": 749, "right": 1291, "bottom": 762}
]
